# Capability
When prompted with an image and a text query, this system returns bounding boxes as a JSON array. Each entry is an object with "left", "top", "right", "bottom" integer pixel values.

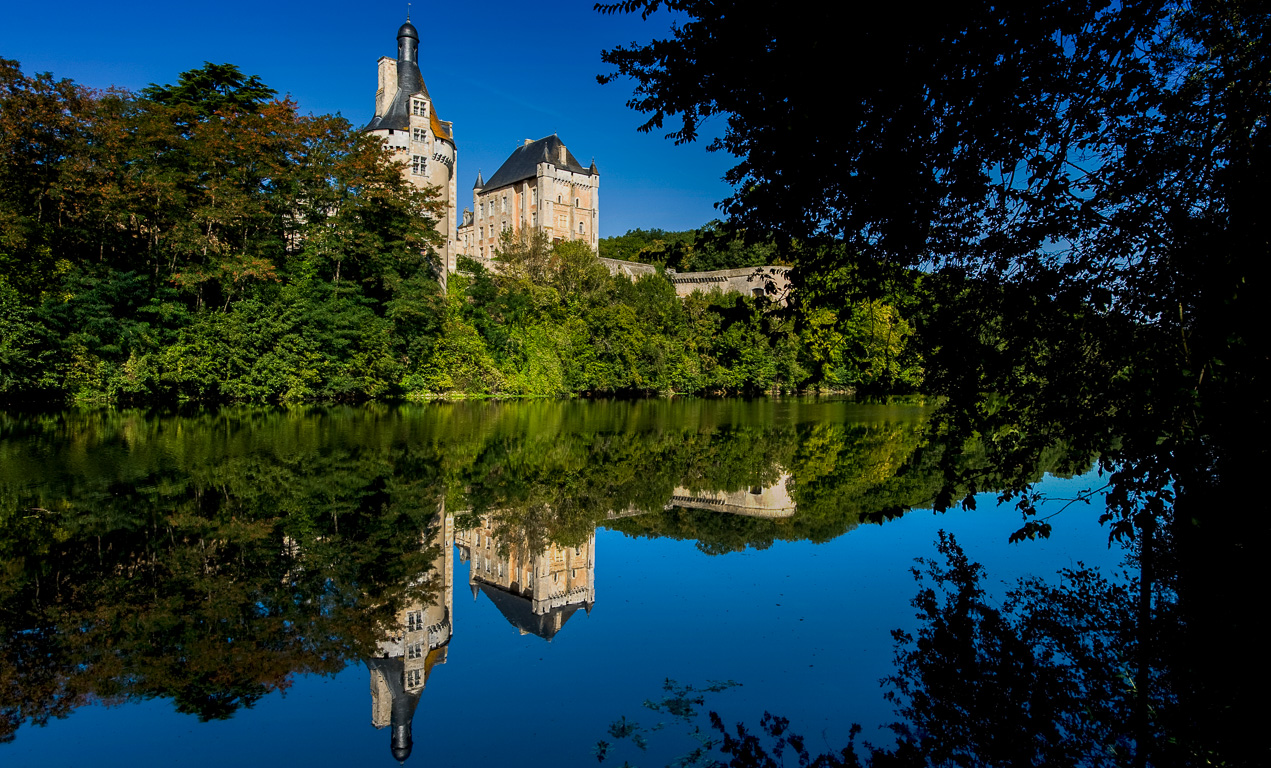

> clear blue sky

[{"left": 1, "top": 1, "right": 733, "bottom": 237}]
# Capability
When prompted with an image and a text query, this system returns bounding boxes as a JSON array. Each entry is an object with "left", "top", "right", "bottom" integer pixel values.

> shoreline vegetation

[{"left": 0, "top": 60, "right": 923, "bottom": 407}]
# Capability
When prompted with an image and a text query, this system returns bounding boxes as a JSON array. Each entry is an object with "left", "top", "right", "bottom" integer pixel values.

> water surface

[{"left": 0, "top": 399, "right": 1123, "bottom": 766}]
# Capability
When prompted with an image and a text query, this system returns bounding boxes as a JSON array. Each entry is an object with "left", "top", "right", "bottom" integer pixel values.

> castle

[
  {"left": 457, "top": 136, "right": 600, "bottom": 266},
  {"left": 365, "top": 17, "right": 791, "bottom": 302},
  {"left": 365, "top": 18, "right": 598, "bottom": 274}
]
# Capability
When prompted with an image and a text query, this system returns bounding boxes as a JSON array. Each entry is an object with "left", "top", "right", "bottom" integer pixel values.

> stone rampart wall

[{"left": 599, "top": 259, "right": 792, "bottom": 302}]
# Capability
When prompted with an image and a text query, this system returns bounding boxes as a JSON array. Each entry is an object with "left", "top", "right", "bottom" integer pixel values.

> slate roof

[
  {"left": 478, "top": 582, "right": 585, "bottom": 641},
  {"left": 365, "top": 656, "right": 423, "bottom": 760},
  {"left": 482, "top": 135, "right": 593, "bottom": 190},
  {"left": 365, "top": 21, "right": 453, "bottom": 140}
]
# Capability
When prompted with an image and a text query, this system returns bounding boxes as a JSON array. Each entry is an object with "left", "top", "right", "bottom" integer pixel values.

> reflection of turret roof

[
  {"left": 478, "top": 583, "right": 585, "bottom": 641},
  {"left": 365, "top": 645, "right": 448, "bottom": 763},
  {"left": 366, "top": 656, "right": 423, "bottom": 762},
  {"left": 482, "top": 135, "right": 591, "bottom": 190}
]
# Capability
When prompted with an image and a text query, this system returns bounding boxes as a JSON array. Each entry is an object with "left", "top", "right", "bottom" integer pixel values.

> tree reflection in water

[
  {"left": 0, "top": 400, "right": 1102, "bottom": 761},
  {"left": 603, "top": 532, "right": 1166, "bottom": 768}
]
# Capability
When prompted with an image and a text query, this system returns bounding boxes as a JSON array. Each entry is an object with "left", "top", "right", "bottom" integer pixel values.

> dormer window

[{"left": 412, "top": 99, "right": 427, "bottom": 116}]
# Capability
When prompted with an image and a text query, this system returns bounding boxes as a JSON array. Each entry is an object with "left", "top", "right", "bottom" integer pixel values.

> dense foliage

[
  {"left": 0, "top": 61, "right": 924, "bottom": 403},
  {"left": 0, "top": 59, "right": 440, "bottom": 403},
  {"left": 415, "top": 230, "right": 923, "bottom": 397},
  {"left": 597, "top": 0, "right": 1270, "bottom": 763}
]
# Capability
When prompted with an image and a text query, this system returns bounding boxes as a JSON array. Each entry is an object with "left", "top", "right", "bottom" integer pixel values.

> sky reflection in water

[{"left": 0, "top": 400, "right": 1124, "bottom": 767}]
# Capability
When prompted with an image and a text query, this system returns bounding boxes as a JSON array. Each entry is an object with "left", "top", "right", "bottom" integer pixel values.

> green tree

[
  {"left": 140, "top": 62, "right": 276, "bottom": 119},
  {"left": 597, "top": 0, "right": 1270, "bottom": 763},
  {"left": 0, "top": 59, "right": 442, "bottom": 403}
]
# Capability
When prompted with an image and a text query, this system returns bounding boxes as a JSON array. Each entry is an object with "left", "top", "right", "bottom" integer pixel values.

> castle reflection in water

[{"left": 365, "top": 474, "right": 794, "bottom": 761}]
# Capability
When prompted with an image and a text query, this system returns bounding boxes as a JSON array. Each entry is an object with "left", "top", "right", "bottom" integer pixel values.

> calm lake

[{"left": 0, "top": 398, "right": 1125, "bottom": 767}]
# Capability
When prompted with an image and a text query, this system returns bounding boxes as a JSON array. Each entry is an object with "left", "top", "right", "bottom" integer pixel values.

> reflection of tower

[
  {"left": 367, "top": 509, "right": 453, "bottom": 762},
  {"left": 455, "top": 519, "right": 595, "bottom": 640}
]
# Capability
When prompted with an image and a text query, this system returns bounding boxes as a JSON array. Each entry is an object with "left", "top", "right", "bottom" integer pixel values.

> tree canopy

[
  {"left": 140, "top": 62, "right": 276, "bottom": 118},
  {"left": 597, "top": 0, "right": 1270, "bottom": 763}
]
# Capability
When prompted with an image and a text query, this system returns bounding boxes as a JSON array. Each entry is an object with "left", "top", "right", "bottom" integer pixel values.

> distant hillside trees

[{"left": 599, "top": 221, "right": 780, "bottom": 272}]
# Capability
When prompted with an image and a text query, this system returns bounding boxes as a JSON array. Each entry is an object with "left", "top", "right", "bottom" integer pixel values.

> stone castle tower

[{"left": 365, "top": 17, "right": 459, "bottom": 272}]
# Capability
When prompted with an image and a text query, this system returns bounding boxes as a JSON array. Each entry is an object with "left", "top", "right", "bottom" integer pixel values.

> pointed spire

[
  {"left": 473, "top": 170, "right": 484, "bottom": 189},
  {"left": 470, "top": 582, "right": 480, "bottom": 600},
  {"left": 589, "top": 157, "right": 598, "bottom": 175}
]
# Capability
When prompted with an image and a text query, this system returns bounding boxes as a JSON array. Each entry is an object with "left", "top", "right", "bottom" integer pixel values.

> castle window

[
  {"left": 412, "top": 99, "right": 426, "bottom": 116},
  {"left": 406, "top": 669, "right": 422, "bottom": 688},
  {"left": 411, "top": 155, "right": 425, "bottom": 175},
  {"left": 407, "top": 642, "right": 423, "bottom": 660},
  {"left": 412, "top": 128, "right": 426, "bottom": 142},
  {"left": 557, "top": 194, "right": 562, "bottom": 203},
  {"left": 578, "top": 222, "right": 585, "bottom": 234},
  {"left": 407, "top": 611, "right": 423, "bottom": 631},
  {"left": 531, "top": 188, "right": 537, "bottom": 205},
  {"left": 531, "top": 213, "right": 537, "bottom": 227},
  {"left": 575, "top": 197, "right": 580, "bottom": 207},
  {"left": 501, "top": 195, "right": 508, "bottom": 213}
]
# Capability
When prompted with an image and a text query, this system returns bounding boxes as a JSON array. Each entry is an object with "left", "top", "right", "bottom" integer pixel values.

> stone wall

[{"left": 599, "top": 259, "right": 793, "bottom": 302}]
